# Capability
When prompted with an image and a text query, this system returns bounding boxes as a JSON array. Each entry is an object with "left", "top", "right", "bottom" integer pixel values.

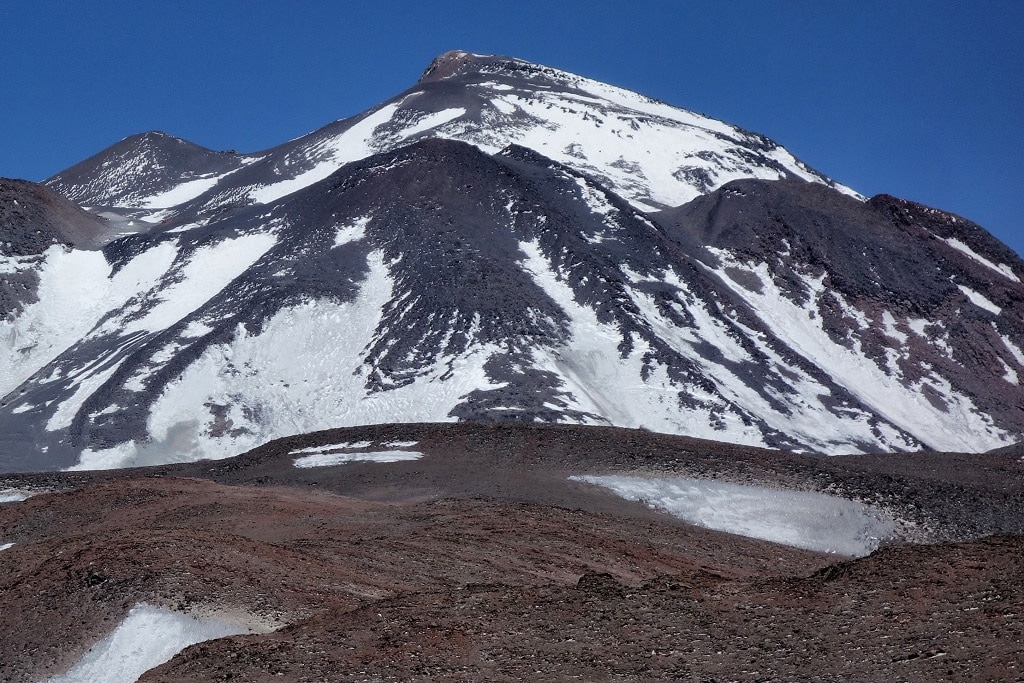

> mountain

[{"left": 2, "top": 51, "right": 1022, "bottom": 471}]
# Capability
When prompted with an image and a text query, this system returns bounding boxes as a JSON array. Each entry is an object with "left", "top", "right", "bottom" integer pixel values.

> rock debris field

[{"left": 1, "top": 423, "right": 1022, "bottom": 682}]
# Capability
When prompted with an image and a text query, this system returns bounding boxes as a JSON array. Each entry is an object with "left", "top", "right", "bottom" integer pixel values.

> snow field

[
  {"left": 41, "top": 604, "right": 252, "bottom": 683},
  {"left": 72, "top": 253, "right": 502, "bottom": 468},
  {"left": 139, "top": 175, "right": 223, "bottom": 209},
  {"left": 0, "top": 243, "right": 177, "bottom": 400},
  {"left": 42, "top": 233, "right": 277, "bottom": 433},
  {"left": 247, "top": 96, "right": 461, "bottom": 205},
  {"left": 227, "top": 65, "right": 855, "bottom": 214},
  {"left": 622, "top": 265, "right": 910, "bottom": 453},
  {"left": 572, "top": 474, "right": 895, "bottom": 557}
]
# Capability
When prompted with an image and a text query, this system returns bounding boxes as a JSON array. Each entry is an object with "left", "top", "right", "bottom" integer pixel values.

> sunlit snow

[
  {"left": 224, "top": 62, "right": 858, "bottom": 212},
  {"left": 139, "top": 175, "right": 223, "bottom": 209},
  {"left": 44, "top": 233, "right": 277, "bottom": 433},
  {"left": 0, "top": 243, "right": 177, "bottom": 399},
  {"left": 293, "top": 450, "right": 423, "bottom": 468},
  {"left": 0, "top": 542, "right": 13, "bottom": 551},
  {"left": 518, "top": 239, "right": 770, "bottom": 445},
  {"left": 334, "top": 216, "right": 371, "bottom": 247},
  {"left": 41, "top": 604, "right": 250, "bottom": 683},
  {"left": 249, "top": 99, "right": 408, "bottom": 204},
  {"left": 572, "top": 474, "right": 895, "bottom": 556},
  {"left": 290, "top": 441, "right": 373, "bottom": 454},
  {"left": 944, "top": 238, "right": 1021, "bottom": 283},
  {"left": 957, "top": 284, "right": 1002, "bottom": 315},
  {"left": 400, "top": 107, "right": 467, "bottom": 137}
]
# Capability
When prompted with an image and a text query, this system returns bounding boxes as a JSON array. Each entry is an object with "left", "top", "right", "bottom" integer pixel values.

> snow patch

[
  {"left": 944, "top": 238, "right": 1021, "bottom": 283},
  {"left": 0, "top": 542, "right": 13, "bottom": 551},
  {"left": 998, "top": 329, "right": 1024, "bottom": 368},
  {"left": 881, "top": 310, "right": 908, "bottom": 344},
  {"left": 293, "top": 450, "right": 423, "bottom": 468},
  {"left": 957, "top": 285, "right": 1001, "bottom": 315},
  {"left": 334, "top": 216, "right": 370, "bottom": 247},
  {"left": 399, "top": 108, "right": 467, "bottom": 137},
  {"left": 518, "top": 240, "right": 770, "bottom": 446},
  {"left": 572, "top": 474, "right": 894, "bottom": 556},
  {"left": 0, "top": 488, "right": 37, "bottom": 502},
  {"left": 999, "top": 358, "right": 1020, "bottom": 386},
  {"left": 107, "top": 233, "right": 277, "bottom": 337},
  {"left": 41, "top": 604, "right": 252, "bottom": 683},
  {"left": 139, "top": 175, "right": 222, "bottom": 209},
  {"left": 72, "top": 252, "right": 501, "bottom": 468},
  {"left": 290, "top": 441, "right": 373, "bottom": 454}
]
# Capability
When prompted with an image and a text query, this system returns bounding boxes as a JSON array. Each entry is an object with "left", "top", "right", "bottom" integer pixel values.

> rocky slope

[{"left": 2, "top": 423, "right": 1022, "bottom": 681}]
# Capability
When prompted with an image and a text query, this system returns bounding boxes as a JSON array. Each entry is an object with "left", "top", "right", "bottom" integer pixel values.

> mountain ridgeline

[{"left": 1, "top": 51, "right": 1022, "bottom": 471}]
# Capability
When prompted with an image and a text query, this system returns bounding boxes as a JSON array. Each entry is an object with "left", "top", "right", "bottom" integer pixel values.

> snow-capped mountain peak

[{"left": 2, "top": 52, "right": 1022, "bottom": 472}]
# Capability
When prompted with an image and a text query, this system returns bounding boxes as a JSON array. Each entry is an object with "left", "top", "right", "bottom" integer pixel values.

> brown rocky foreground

[{"left": 1, "top": 423, "right": 1022, "bottom": 681}]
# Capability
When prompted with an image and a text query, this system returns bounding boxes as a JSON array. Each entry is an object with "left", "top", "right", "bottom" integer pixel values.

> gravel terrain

[{"left": 1, "top": 423, "right": 1021, "bottom": 681}]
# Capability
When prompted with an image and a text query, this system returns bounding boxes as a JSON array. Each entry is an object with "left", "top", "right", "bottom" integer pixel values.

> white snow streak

[
  {"left": 139, "top": 175, "right": 222, "bottom": 209},
  {"left": 44, "top": 233, "right": 277, "bottom": 433},
  {"left": 998, "top": 328, "right": 1024, "bottom": 369},
  {"left": 998, "top": 358, "right": 1019, "bottom": 385},
  {"left": 249, "top": 100, "right": 406, "bottom": 204},
  {"left": 957, "top": 285, "right": 1002, "bottom": 315},
  {"left": 290, "top": 441, "right": 373, "bottom": 454},
  {"left": 623, "top": 266, "right": 905, "bottom": 453},
  {"left": 400, "top": 108, "right": 467, "bottom": 137},
  {"left": 944, "top": 238, "right": 1020, "bottom": 283},
  {"left": 518, "top": 240, "right": 770, "bottom": 445}
]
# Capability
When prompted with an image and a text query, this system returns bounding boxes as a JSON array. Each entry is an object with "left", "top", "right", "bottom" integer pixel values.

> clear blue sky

[{"left": 2, "top": 1, "right": 1021, "bottom": 256}]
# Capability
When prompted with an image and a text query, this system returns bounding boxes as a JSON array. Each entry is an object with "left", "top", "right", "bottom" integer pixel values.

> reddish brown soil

[{"left": 1, "top": 423, "right": 1022, "bottom": 682}]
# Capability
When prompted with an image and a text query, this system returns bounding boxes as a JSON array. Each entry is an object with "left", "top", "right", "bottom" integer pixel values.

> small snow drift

[
  {"left": 572, "top": 474, "right": 895, "bottom": 556},
  {"left": 0, "top": 488, "right": 37, "bottom": 502},
  {"left": 42, "top": 604, "right": 251, "bottom": 683},
  {"left": 0, "top": 542, "right": 13, "bottom": 551}
]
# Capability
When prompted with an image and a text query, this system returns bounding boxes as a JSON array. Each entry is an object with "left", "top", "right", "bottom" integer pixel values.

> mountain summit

[{"left": 1, "top": 52, "right": 1022, "bottom": 471}]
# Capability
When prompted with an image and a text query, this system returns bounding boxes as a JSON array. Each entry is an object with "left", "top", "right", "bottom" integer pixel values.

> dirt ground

[{"left": 1, "top": 423, "right": 1022, "bottom": 682}]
